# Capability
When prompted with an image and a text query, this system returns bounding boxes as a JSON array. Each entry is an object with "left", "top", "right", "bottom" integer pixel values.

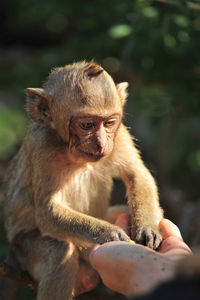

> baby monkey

[{"left": 4, "top": 61, "right": 163, "bottom": 299}]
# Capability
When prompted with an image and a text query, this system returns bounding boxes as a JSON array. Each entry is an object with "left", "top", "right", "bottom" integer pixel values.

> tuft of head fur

[
  {"left": 84, "top": 61, "right": 104, "bottom": 78},
  {"left": 41, "top": 60, "right": 121, "bottom": 111},
  {"left": 43, "top": 60, "right": 104, "bottom": 95}
]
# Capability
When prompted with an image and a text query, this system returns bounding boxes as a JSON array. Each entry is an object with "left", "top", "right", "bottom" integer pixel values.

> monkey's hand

[
  {"left": 95, "top": 225, "right": 130, "bottom": 245},
  {"left": 133, "top": 226, "right": 163, "bottom": 250}
]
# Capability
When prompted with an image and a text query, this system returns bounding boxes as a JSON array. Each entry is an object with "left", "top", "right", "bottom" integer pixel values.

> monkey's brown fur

[{"left": 4, "top": 61, "right": 163, "bottom": 300}]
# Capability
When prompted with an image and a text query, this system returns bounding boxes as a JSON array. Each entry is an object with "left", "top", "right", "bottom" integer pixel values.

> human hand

[
  {"left": 72, "top": 207, "right": 130, "bottom": 296},
  {"left": 89, "top": 215, "right": 192, "bottom": 296}
]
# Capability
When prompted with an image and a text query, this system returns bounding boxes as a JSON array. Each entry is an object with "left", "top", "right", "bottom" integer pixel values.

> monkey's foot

[
  {"left": 134, "top": 226, "right": 163, "bottom": 250},
  {"left": 72, "top": 260, "right": 100, "bottom": 297}
]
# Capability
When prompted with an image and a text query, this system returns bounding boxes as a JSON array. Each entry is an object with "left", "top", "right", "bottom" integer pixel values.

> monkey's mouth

[{"left": 79, "top": 150, "right": 104, "bottom": 160}]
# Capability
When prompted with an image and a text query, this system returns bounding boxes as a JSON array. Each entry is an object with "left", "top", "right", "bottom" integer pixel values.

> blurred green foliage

[
  {"left": 1, "top": 0, "right": 199, "bottom": 191},
  {"left": 0, "top": 0, "right": 200, "bottom": 298},
  {"left": 0, "top": 105, "right": 27, "bottom": 158}
]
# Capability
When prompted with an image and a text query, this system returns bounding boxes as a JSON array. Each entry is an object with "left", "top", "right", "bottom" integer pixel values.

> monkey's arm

[
  {"left": 113, "top": 125, "right": 163, "bottom": 249},
  {"left": 32, "top": 153, "right": 129, "bottom": 246},
  {"left": 35, "top": 200, "right": 130, "bottom": 246}
]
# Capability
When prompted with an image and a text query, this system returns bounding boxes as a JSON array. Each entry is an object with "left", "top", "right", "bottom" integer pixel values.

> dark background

[{"left": 0, "top": 0, "right": 200, "bottom": 299}]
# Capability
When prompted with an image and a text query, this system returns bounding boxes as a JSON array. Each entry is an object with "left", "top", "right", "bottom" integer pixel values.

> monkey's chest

[{"left": 62, "top": 169, "right": 113, "bottom": 219}]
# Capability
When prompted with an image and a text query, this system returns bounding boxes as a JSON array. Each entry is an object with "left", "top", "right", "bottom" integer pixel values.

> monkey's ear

[
  {"left": 116, "top": 82, "right": 129, "bottom": 105},
  {"left": 26, "top": 88, "right": 52, "bottom": 126}
]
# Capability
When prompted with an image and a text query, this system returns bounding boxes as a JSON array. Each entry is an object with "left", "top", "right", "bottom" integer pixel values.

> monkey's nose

[{"left": 96, "top": 143, "right": 104, "bottom": 154}]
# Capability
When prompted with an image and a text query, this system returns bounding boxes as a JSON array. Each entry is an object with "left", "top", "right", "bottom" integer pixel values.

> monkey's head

[{"left": 26, "top": 61, "right": 128, "bottom": 163}]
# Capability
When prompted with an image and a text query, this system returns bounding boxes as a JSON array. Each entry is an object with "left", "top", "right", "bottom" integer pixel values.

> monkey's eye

[
  {"left": 104, "top": 120, "right": 115, "bottom": 128},
  {"left": 80, "top": 122, "right": 94, "bottom": 130}
]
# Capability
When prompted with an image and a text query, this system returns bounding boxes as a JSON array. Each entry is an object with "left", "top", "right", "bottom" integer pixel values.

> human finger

[
  {"left": 159, "top": 219, "right": 182, "bottom": 240},
  {"left": 115, "top": 212, "right": 130, "bottom": 235},
  {"left": 106, "top": 205, "right": 129, "bottom": 224},
  {"left": 72, "top": 260, "right": 100, "bottom": 296},
  {"left": 159, "top": 219, "right": 192, "bottom": 255}
]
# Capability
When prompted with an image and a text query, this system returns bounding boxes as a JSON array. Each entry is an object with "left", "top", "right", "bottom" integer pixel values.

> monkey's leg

[
  {"left": 14, "top": 230, "right": 79, "bottom": 300},
  {"left": 37, "top": 246, "right": 78, "bottom": 300}
]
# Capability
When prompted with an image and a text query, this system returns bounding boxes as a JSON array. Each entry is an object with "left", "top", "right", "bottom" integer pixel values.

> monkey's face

[{"left": 69, "top": 113, "right": 121, "bottom": 162}]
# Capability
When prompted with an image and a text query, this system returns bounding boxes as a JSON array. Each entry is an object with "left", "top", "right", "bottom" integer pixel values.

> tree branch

[{"left": 0, "top": 260, "right": 37, "bottom": 289}]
